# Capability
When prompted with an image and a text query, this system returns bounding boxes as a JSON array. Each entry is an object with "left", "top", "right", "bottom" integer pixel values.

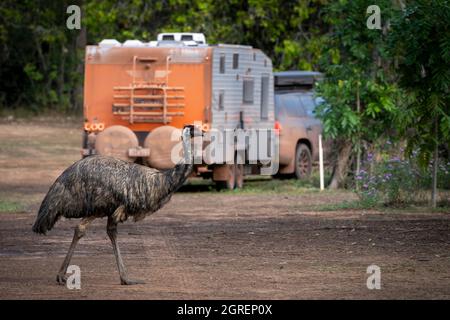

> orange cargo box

[{"left": 82, "top": 33, "right": 275, "bottom": 189}]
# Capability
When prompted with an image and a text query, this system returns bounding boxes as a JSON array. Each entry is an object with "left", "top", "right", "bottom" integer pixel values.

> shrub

[{"left": 355, "top": 149, "right": 450, "bottom": 207}]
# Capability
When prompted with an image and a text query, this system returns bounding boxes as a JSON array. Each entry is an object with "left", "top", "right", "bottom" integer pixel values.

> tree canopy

[
  {"left": 315, "top": 0, "right": 402, "bottom": 188},
  {"left": 388, "top": 0, "right": 450, "bottom": 206},
  {"left": 388, "top": 0, "right": 450, "bottom": 166},
  {"left": 0, "top": 0, "right": 329, "bottom": 111}
]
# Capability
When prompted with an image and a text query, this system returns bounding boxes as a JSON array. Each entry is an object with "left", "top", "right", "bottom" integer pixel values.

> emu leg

[
  {"left": 56, "top": 216, "right": 95, "bottom": 285},
  {"left": 107, "top": 216, "right": 145, "bottom": 285}
]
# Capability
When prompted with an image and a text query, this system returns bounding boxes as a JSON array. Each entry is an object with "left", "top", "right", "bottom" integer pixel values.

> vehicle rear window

[
  {"left": 280, "top": 95, "right": 305, "bottom": 117},
  {"left": 299, "top": 95, "right": 316, "bottom": 116}
]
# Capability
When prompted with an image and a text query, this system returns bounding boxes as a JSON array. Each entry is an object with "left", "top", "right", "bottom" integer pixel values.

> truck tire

[
  {"left": 215, "top": 164, "right": 244, "bottom": 190},
  {"left": 214, "top": 164, "right": 236, "bottom": 190},
  {"left": 235, "top": 164, "right": 244, "bottom": 189},
  {"left": 215, "top": 152, "right": 245, "bottom": 190},
  {"left": 294, "top": 143, "right": 312, "bottom": 179}
]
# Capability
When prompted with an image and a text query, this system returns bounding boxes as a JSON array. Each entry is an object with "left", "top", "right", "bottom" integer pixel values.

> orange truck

[{"left": 82, "top": 33, "right": 275, "bottom": 189}]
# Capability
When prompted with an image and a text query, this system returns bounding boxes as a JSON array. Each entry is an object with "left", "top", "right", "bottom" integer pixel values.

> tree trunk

[
  {"left": 57, "top": 43, "right": 65, "bottom": 108},
  {"left": 72, "top": 13, "right": 87, "bottom": 111},
  {"left": 431, "top": 117, "right": 439, "bottom": 208},
  {"left": 328, "top": 140, "right": 353, "bottom": 189},
  {"left": 355, "top": 82, "right": 361, "bottom": 188}
]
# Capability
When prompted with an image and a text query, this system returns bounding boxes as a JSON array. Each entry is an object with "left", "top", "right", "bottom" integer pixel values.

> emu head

[
  {"left": 182, "top": 125, "right": 194, "bottom": 140},
  {"left": 182, "top": 124, "right": 202, "bottom": 139}
]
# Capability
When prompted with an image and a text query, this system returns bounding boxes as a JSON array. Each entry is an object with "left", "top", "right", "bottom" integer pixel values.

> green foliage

[
  {"left": 84, "top": 0, "right": 329, "bottom": 70},
  {"left": 1, "top": 0, "right": 330, "bottom": 111},
  {"left": 0, "top": 200, "right": 24, "bottom": 213},
  {"left": 315, "top": 0, "right": 402, "bottom": 146},
  {"left": 0, "top": 0, "right": 83, "bottom": 111},
  {"left": 388, "top": 0, "right": 450, "bottom": 168}
]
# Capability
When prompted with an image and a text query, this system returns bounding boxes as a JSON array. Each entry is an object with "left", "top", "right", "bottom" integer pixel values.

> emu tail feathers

[{"left": 32, "top": 189, "right": 62, "bottom": 235}]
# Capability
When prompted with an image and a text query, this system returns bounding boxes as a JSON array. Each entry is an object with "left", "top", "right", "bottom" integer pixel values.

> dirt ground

[{"left": 0, "top": 119, "right": 449, "bottom": 299}]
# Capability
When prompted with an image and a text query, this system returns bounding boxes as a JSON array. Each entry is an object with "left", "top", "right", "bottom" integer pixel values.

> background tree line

[
  {"left": 0, "top": 0, "right": 328, "bottom": 111},
  {"left": 0, "top": 0, "right": 448, "bottom": 203}
]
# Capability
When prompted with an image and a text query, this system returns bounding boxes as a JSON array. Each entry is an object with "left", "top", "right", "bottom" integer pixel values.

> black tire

[
  {"left": 235, "top": 151, "right": 245, "bottom": 189},
  {"left": 294, "top": 143, "right": 312, "bottom": 179},
  {"left": 235, "top": 164, "right": 244, "bottom": 188},
  {"left": 215, "top": 153, "right": 245, "bottom": 190},
  {"left": 215, "top": 164, "right": 236, "bottom": 190}
]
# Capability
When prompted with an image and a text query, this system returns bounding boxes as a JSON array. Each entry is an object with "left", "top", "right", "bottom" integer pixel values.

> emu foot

[
  {"left": 56, "top": 274, "right": 67, "bottom": 285},
  {"left": 120, "top": 278, "right": 145, "bottom": 285}
]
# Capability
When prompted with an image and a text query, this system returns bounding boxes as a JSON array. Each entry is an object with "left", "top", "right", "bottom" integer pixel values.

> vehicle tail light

[{"left": 274, "top": 121, "right": 282, "bottom": 135}]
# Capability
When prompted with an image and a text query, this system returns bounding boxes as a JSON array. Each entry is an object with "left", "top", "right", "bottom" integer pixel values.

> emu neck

[
  {"left": 168, "top": 137, "right": 193, "bottom": 192},
  {"left": 152, "top": 137, "right": 193, "bottom": 197}
]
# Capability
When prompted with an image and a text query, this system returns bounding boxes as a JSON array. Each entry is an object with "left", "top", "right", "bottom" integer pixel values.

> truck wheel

[
  {"left": 215, "top": 164, "right": 236, "bottom": 190},
  {"left": 294, "top": 144, "right": 312, "bottom": 179},
  {"left": 225, "top": 165, "right": 236, "bottom": 190},
  {"left": 235, "top": 164, "right": 244, "bottom": 189}
]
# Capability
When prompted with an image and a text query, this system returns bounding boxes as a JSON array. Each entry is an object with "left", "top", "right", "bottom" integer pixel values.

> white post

[{"left": 319, "top": 134, "right": 324, "bottom": 191}]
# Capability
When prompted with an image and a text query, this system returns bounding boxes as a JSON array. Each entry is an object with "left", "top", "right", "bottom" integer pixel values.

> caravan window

[
  {"left": 260, "top": 76, "right": 269, "bottom": 119},
  {"left": 220, "top": 54, "right": 226, "bottom": 74},
  {"left": 219, "top": 91, "right": 225, "bottom": 110},
  {"left": 233, "top": 53, "right": 239, "bottom": 69},
  {"left": 243, "top": 79, "right": 254, "bottom": 104}
]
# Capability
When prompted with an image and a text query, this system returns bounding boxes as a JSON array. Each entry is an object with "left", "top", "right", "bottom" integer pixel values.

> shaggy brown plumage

[{"left": 33, "top": 126, "right": 195, "bottom": 285}]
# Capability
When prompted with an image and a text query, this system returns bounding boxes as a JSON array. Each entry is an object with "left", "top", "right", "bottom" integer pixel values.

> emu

[{"left": 32, "top": 126, "right": 195, "bottom": 285}]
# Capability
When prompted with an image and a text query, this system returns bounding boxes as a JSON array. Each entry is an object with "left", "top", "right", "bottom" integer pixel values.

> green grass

[
  {"left": 0, "top": 200, "right": 24, "bottom": 213},
  {"left": 0, "top": 107, "right": 82, "bottom": 120},
  {"left": 182, "top": 169, "right": 332, "bottom": 195},
  {"left": 235, "top": 177, "right": 320, "bottom": 194},
  {"left": 182, "top": 175, "right": 325, "bottom": 195}
]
